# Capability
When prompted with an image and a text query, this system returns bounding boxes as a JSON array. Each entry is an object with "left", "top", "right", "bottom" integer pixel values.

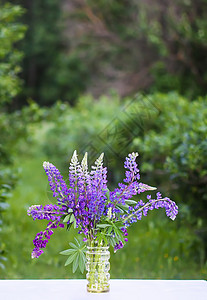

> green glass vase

[{"left": 86, "top": 243, "right": 110, "bottom": 293}]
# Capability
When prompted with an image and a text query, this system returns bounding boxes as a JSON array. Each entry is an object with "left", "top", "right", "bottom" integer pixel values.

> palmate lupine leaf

[{"left": 60, "top": 238, "right": 86, "bottom": 273}]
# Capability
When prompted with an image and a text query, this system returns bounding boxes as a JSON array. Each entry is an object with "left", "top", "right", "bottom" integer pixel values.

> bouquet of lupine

[{"left": 27, "top": 151, "right": 178, "bottom": 273}]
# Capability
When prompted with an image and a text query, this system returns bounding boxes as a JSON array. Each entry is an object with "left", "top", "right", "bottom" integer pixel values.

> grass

[{"left": 1, "top": 153, "right": 207, "bottom": 280}]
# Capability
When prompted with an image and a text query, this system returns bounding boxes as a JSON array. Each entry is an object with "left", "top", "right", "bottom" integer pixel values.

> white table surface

[{"left": 0, "top": 279, "right": 206, "bottom": 300}]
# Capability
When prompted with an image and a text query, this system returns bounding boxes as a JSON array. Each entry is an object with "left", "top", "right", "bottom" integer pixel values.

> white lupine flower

[
  {"left": 43, "top": 161, "right": 50, "bottom": 169},
  {"left": 81, "top": 152, "right": 88, "bottom": 173}
]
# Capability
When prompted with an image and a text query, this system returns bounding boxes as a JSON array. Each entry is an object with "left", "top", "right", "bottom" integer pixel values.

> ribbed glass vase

[{"left": 86, "top": 242, "right": 110, "bottom": 293}]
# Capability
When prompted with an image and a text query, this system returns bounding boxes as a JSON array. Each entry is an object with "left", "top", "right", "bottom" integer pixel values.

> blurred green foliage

[
  {"left": 0, "top": 2, "right": 26, "bottom": 269},
  {"left": 0, "top": 2, "right": 26, "bottom": 104},
  {"left": 0, "top": 2, "right": 43, "bottom": 271},
  {"left": 16, "top": 0, "right": 89, "bottom": 106},
  {"left": 10, "top": 0, "right": 207, "bottom": 106},
  {"left": 39, "top": 95, "right": 121, "bottom": 163},
  {"left": 134, "top": 94, "right": 207, "bottom": 254},
  {"left": 130, "top": 94, "right": 207, "bottom": 254},
  {"left": 138, "top": 0, "right": 207, "bottom": 98}
]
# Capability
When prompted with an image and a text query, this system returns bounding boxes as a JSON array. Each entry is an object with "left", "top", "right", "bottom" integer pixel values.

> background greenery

[{"left": 0, "top": 1, "right": 206, "bottom": 279}]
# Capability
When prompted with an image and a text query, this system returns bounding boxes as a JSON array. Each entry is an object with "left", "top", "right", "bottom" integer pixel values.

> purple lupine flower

[
  {"left": 122, "top": 196, "right": 178, "bottom": 228},
  {"left": 31, "top": 224, "right": 55, "bottom": 258},
  {"left": 43, "top": 162, "right": 69, "bottom": 204},
  {"left": 123, "top": 152, "right": 140, "bottom": 183},
  {"left": 108, "top": 153, "right": 156, "bottom": 214},
  {"left": 28, "top": 150, "right": 178, "bottom": 259},
  {"left": 27, "top": 204, "right": 65, "bottom": 221},
  {"left": 114, "top": 241, "right": 124, "bottom": 253}
]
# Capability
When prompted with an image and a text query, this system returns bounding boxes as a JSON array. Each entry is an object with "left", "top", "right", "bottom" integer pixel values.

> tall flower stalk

[{"left": 27, "top": 151, "right": 178, "bottom": 270}]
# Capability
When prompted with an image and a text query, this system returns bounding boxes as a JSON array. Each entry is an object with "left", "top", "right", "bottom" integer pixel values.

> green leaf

[
  {"left": 59, "top": 249, "right": 76, "bottom": 255},
  {"left": 64, "top": 252, "right": 77, "bottom": 266},
  {"left": 73, "top": 217, "right": 77, "bottom": 229},
  {"left": 116, "top": 205, "right": 125, "bottom": 213},
  {"left": 63, "top": 215, "right": 70, "bottom": 223},
  {"left": 108, "top": 237, "right": 116, "bottom": 247},
  {"left": 72, "top": 253, "right": 80, "bottom": 273},
  {"left": 113, "top": 221, "right": 123, "bottom": 228},
  {"left": 69, "top": 242, "right": 79, "bottom": 249},
  {"left": 105, "top": 188, "right": 110, "bottom": 201},
  {"left": 103, "top": 235, "right": 108, "bottom": 245},
  {"left": 70, "top": 214, "right": 77, "bottom": 228},
  {"left": 97, "top": 224, "right": 111, "bottom": 228},
  {"left": 79, "top": 250, "right": 86, "bottom": 263},
  {"left": 113, "top": 227, "right": 120, "bottom": 239},
  {"left": 70, "top": 214, "right": 75, "bottom": 222},
  {"left": 107, "top": 226, "right": 113, "bottom": 235},
  {"left": 116, "top": 204, "right": 129, "bottom": 213},
  {"left": 66, "top": 222, "right": 72, "bottom": 231},
  {"left": 112, "top": 224, "right": 125, "bottom": 243},
  {"left": 74, "top": 237, "right": 80, "bottom": 247},
  {"left": 125, "top": 199, "right": 137, "bottom": 204},
  {"left": 79, "top": 254, "right": 85, "bottom": 273},
  {"left": 139, "top": 183, "right": 157, "bottom": 191},
  {"left": 79, "top": 250, "right": 87, "bottom": 273}
]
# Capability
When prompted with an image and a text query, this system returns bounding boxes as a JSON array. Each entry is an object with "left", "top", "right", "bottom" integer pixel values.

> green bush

[
  {"left": 17, "top": 0, "right": 89, "bottom": 106},
  {"left": 0, "top": 2, "right": 27, "bottom": 270},
  {"left": 130, "top": 92, "right": 207, "bottom": 205},
  {"left": 0, "top": 2, "right": 26, "bottom": 104},
  {"left": 127, "top": 93, "right": 207, "bottom": 254},
  {"left": 36, "top": 94, "right": 122, "bottom": 164},
  {"left": 137, "top": 0, "right": 207, "bottom": 98},
  {"left": 10, "top": 0, "right": 207, "bottom": 108}
]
